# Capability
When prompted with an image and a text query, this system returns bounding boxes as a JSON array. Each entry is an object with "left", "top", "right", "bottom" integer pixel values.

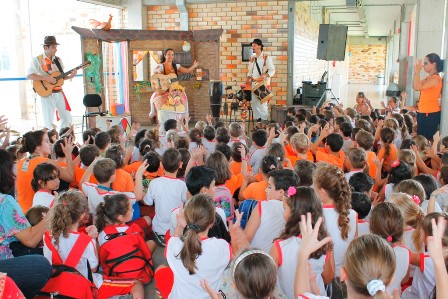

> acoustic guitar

[
  {"left": 150, "top": 73, "right": 195, "bottom": 93},
  {"left": 33, "top": 61, "right": 91, "bottom": 97}
]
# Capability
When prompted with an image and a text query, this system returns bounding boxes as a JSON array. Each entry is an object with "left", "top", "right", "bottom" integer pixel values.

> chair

[{"left": 82, "top": 94, "right": 106, "bottom": 131}]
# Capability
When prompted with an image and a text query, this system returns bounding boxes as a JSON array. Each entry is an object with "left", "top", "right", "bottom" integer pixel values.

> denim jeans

[{"left": 0, "top": 255, "right": 52, "bottom": 298}]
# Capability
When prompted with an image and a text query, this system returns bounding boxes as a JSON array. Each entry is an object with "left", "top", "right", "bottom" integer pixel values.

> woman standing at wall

[{"left": 412, "top": 53, "right": 443, "bottom": 140}]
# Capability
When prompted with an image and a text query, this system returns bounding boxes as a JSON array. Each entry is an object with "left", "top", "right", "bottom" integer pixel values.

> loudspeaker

[
  {"left": 317, "top": 24, "right": 348, "bottom": 61},
  {"left": 209, "top": 80, "right": 223, "bottom": 118}
]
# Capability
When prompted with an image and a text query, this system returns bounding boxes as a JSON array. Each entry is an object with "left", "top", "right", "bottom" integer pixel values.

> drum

[{"left": 251, "top": 81, "right": 273, "bottom": 103}]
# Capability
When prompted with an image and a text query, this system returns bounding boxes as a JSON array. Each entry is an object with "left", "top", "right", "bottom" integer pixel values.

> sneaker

[{"left": 153, "top": 228, "right": 166, "bottom": 247}]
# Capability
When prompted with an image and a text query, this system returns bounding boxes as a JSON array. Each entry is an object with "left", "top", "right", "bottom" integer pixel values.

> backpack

[
  {"left": 36, "top": 232, "right": 99, "bottom": 299},
  {"left": 235, "top": 199, "right": 258, "bottom": 229},
  {"left": 99, "top": 224, "right": 154, "bottom": 283},
  {"left": 213, "top": 185, "right": 235, "bottom": 221}
]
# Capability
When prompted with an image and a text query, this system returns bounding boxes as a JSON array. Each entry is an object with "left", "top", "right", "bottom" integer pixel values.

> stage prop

[{"left": 72, "top": 26, "right": 223, "bottom": 125}]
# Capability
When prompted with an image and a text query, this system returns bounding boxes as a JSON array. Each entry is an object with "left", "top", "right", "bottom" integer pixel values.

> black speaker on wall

[{"left": 317, "top": 24, "right": 348, "bottom": 61}]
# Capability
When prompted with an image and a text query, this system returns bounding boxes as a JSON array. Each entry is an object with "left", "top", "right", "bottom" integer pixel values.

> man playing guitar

[
  {"left": 246, "top": 38, "right": 276, "bottom": 123},
  {"left": 27, "top": 36, "right": 77, "bottom": 129}
]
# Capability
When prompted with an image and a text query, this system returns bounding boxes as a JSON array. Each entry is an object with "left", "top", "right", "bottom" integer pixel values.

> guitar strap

[{"left": 53, "top": 56, "right": 64, "bottom": 73}]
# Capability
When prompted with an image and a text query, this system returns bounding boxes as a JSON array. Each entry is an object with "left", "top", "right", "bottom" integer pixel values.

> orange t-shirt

[
  {"left": 315, "top": 148, "right": 345, "bottom": 169},
  {"left": 284, "top": 144, "right": 295, "bottom": 157},
  {"left": 225, "top": 174, "right": 244, "bottom": 196},
  {"left": 377, "top": 144, "right": 398, "bottom": 170},
  {"left": 229, "top": 161, "right": 252, "bottom": 175},
  {"left": 17, "top": 156, "right": 48, "bottom": 213},
  {"left": 111, "top": 168, "right": 135, "bottom": 192},
  {"left": 418, "top": 74, "right": 442, "bottom": 113},
  {"left": 124, "top": 161, "right": 142, "bottom": 175},
  {"left": 73, "top": 166, "right": 98, "bottom": 189},
  {"left": 242, "top": 181, "right": 268, "bottom": 201},
  {"left": 125, "top": 161, "right": 165, "bottom": 179},
  {"left": 366, "top": 151, "right": 377, "bottom": 179},
  {"left": 287, "top": 151, "right": 314, "bottom": 167}
]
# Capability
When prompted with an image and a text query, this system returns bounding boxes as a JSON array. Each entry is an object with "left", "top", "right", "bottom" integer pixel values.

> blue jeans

[{"left": 0, "top": 255, "right": 52, "bottom": 299}]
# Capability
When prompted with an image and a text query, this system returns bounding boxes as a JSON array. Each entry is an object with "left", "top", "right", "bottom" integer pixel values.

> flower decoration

[
  {"left": 287, "top": 186, "right": 297, "bottom": 197},
  {"left": 412, "top": 195, "right": 421, "bottom": 205},
  {"left": 386, "top": 235, "right": 393, "bottom": 242},
  {"left": 133, "top": 81, "right": 152, "bottom": 101},
  {"left": 390, "top": 160, "right": 400, "bottom": 168}
]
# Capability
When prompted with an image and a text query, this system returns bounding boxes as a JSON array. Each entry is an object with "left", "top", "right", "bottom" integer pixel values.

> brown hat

[{"left": 43, "top": 36, "right": 60, "bottom": 46}]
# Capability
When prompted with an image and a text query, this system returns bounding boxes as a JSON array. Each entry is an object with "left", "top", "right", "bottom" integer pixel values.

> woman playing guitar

[{"left": 149, "top": 48, "right": 199, "bottom": 124}]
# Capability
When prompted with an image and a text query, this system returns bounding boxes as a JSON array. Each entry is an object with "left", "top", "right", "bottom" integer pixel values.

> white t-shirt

[
  {"left": 250, "top": 200, "right": 285, "bottom": 253},
  {"left": 43, "top": 232, "right": 103, "bottom": 288},
  {"left": 401, "top": 254, "right": 435, "bottom": 299},
  {"left": 166, "top": 236, "right": 231, "bottom": 299},
  {"left": 32, "top": 190, "right": 55, "bottom": 208},
  {"left": 227, "top": 138, "right": 247, "bottom": 148},
  {"left": 81, "top": 182, "right": 136, "bottom": 216},
  {"left": 143, "top": 176, "right": 187, "bottom": 235},
  {"left": 420, "top": 199, "right": 442, "bottom": 213},
  {"left": 322, "top": 205, "right": 357, "bottom": 277},
  {"left": 201, "top": 138, "right": 216, "bottom": 154},
  {"left": 357, "top": 219, "right": 370, "bottom": 236},
  {"left": 387, "top": 245, "right": 410, "bottom": 294},
  {"left": 170, "top": 206, "right": 227, "bottom": 235},
  {"left": 274, "top": 236, "right": 327, "bottom": 298},
  {"left": 131, "top": 146, "right": 140, "bottom": 164},
  {"left": 403, "top": 227, "right": 419, "bottom": 253},
  {"left": 248, "top": 145, "right": 266, "bottom": 175}
]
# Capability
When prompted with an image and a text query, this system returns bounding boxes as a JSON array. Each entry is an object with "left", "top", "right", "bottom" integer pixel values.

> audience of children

[{"left": 3, "top": 95, "right": 448, "bottom": 299}]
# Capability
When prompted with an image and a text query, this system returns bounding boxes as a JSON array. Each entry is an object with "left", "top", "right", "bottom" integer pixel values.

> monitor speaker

[{"left": 317, "top": 24, "right": 348, "bottom": 61}]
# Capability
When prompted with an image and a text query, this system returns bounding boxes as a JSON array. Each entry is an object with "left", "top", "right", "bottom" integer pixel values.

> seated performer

[{"left": 149, "top": 48, "right": 198, "bottom": 124}]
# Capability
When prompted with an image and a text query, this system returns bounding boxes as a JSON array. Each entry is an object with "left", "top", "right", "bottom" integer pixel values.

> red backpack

[
  {"left": 36, "top": 231, "right": 99, "bottom": 299},
  {"left": 99, "top": 223, "right": 154, "bottom": 283}
]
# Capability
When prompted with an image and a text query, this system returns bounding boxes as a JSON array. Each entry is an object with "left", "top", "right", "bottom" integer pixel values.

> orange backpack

[
  {"left": 36, "top": 231, "right": 99, "bottom": 299},
  {"left": 99, "top": 224, "right": 154, "bottom": 283}
]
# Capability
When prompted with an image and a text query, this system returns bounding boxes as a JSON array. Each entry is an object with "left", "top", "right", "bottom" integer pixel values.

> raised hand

[
  {"left": 414, "top": 59, "right": 423, "bottom": 74},
  {"left": 85, "top": 225, "right": 99, "bottom": 239},
  {"left": 136, "top": 159, "right": 149, "bottom": 176},
  {"left": 298, "top": 213, "right": 332, "bottom": 258},
  {"left": 427, "top": 216, "right": 447, "bottom": 262},
  {"left": 176, "top": 205, "right": 187, "bottom": 229}
]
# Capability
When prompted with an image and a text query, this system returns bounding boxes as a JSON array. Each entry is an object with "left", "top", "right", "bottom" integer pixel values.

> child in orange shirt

[
  {"left": 310, "top": 125, "right": 345, "bottom": 169},
  {"left": 355, "top": 129, "right": 377, "bottom": 180},
  {"left": 287, "top": 133, "right": 314, "bottom": 167},
  {"left": 238, "top": 156, "right": 279, "bottom": 202},
  {"left": 73, "top": 144, "right": 99, "bottom": 189},
  {"left": 124, "top": 139, "right": 153, "bottom": 176},
  {"left": 229, "top": 142, "right": 252, "bottom": 175},
  {"left": 206, "top": 149, "right": 246, "bottom": 197},
  {"left": 105, "top": 145, "right": 134, "bottom": 193},
  {"left": 377, "top": 127, "right": 398, "bottom": 172}
]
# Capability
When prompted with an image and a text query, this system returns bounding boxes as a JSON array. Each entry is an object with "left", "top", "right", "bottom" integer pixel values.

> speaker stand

[{"left": 316, "top": 88, "right": 340, "bottom": 108}]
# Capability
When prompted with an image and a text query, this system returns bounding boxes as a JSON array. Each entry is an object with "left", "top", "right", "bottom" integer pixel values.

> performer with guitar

[
  {"left": 246, "top": 38, "right": 275, "bottom": 124},
  {"left": 149, "top": 48, "right": 198, "bottom": 122},
  {"left": 26, "top": 36, "right": 77, "bottom": 129}
]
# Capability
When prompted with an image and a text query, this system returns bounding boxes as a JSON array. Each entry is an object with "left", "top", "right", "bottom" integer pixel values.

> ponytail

[
  {"left": 49, "top": 190, "right": 88, "bottom": 246},
  {"left": 19, "top": 130, "right": 46, "bottom": 154},
  {"left": 95, "top": 194, "right": 130, "bottom": 232},
  {"left": 179, "top": 194, "right": 215, "bottom": 274}
]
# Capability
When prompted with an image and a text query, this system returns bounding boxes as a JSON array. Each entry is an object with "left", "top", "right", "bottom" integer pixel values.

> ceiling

[
  {"left": 79, "top": 0, "right": 406, "bottom": 37},
  {"left": 309, "top": 0, "right": 406, "bottom": 37}
]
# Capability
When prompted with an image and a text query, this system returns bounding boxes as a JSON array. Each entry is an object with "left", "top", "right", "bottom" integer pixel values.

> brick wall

[
  {"left": 348, "top": 37, "right": 386, "bottom": 83},
  {"left": 146, "top": 0, "right": 289, "bottom": 110}
]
